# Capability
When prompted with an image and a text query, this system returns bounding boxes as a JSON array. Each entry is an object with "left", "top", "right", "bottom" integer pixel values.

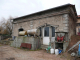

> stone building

[
  {"left": 76, "top": 15, "right": 80, "bottom": 35},
  {"left": 12, "top": 4, "right": 77, "bottom": 52}
]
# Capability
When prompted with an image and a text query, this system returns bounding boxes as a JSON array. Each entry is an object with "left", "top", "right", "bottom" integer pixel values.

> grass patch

[
  {"left": 0, "top": 44, "right": 2, "bottom": 46},
  {"left": 18, "top": 47, "right": 42, "bottom": 51},
  {"left": 28, "top": 48, "right": 42, "bottom": 51}
]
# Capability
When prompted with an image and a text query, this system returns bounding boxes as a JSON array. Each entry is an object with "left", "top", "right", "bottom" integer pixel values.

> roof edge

[{"left": 13, "top": 3, "right": 77, "bottom": 20}]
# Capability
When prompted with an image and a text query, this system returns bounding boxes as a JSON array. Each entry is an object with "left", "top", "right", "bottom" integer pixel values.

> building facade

[
  {"left": 12, "top": 4, "right": 77, "bottom": 52},
  {"left": 76, "top": 15, "right": 80, "bottom": 35}
]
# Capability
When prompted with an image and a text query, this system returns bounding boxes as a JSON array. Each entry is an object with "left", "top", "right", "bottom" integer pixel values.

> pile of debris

[{"left": 67, "top": 35, "right": 80, "bottom": 53}]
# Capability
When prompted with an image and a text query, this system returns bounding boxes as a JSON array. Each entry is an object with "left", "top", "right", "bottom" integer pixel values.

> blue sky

[{"left": 0, "top": 0, "right": 80, "bottom": 20}]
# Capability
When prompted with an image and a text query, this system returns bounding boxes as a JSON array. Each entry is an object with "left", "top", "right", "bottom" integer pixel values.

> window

[
  {"left": 77, "top": 23, "right": 80, "bottom": 26},
  {"left": 19, "top": 28, "right": 24, "bottom": 32},
  {"left": 44, "top": 27, "right": 49, "bottom": 37},
  {"left": 79, "top": 28, "right": 80, "bottom": 33},
  {"left": 52, "top": 27, "right": 55, "bottom": 37}
]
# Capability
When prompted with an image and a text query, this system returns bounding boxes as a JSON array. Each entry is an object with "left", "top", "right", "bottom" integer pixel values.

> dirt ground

[
  {"left": 0, "top": 44, "right": 73, "bottom": 60},
  {"left": 1, "top": 43, "right": 80, "bottom": 60}
]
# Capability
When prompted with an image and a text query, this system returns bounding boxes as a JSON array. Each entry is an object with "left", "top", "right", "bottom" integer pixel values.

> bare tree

[
  {"left": 5, "top": 18, "right": 12, "bottom": 35},
  {"left": 0, "top": 16, "right": 13, "bottom": 35}
]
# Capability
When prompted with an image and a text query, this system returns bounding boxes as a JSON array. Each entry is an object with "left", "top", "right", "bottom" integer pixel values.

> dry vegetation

[
  {"left": 67, "top": 35, "right": 80, "bottom": 53},
  {"left": 0, "top": 16, "right": 13, "bottom": 35}
]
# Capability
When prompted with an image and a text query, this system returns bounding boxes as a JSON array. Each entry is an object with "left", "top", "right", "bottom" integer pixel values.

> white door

[
  {"left": 43, "top": 27, "right": 50, "bottom": 45},
  {"left": 43, "top": 27, "right": 55, "bottom": 45}
]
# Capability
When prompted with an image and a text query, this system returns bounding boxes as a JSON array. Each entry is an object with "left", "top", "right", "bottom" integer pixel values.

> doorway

[{"left": 43, "top": 26, "right": 55, "bottom": 45}]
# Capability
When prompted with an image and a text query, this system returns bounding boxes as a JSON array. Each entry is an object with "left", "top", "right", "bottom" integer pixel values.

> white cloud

[
  {"left": 0, "top": 0, "right": 43, "bottom": 20},
  {"left": 39, "top": 0, "right": 80, "bottom": 15},
  {"left": 0, "top": 0, "right": 80, "bottom": 21},
  {"left": 39, "top": 0, "right": 73, "bottom": 9}
]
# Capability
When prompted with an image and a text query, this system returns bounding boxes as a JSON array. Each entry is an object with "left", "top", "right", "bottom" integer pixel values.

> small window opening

[
  {"left": 44, "top": 27, "right": 49, "bottom": 37},
  {"left": 52, "top": 27, "right": 55, "bottom": 37},
  {"left": 18, "top": 26, "right": 24, "bottom": 32}
]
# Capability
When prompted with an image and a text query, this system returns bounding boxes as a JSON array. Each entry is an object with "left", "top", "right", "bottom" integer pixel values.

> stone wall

[
  {"left": 68, "top": 15, "right": 76, "bottom": 40},
  {"left": 11, "top": 36, "right": 41, "bottom": 50},
  {"left": 76, "top": 18, "right": 80, "bottom": 35},
  {"left": 12, "top": 4, "right": 77, "bottom": 52},
  {"left": 12, "top": 14, "right": 69, "bottom": 36},
  {"left": 12, "top": 6, "right": 76, "bottom": 40}
]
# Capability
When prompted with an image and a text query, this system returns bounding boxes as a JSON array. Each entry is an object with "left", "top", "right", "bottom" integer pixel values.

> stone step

[{"left": 41, "top": 45, "right": 49, "bottom": 49}]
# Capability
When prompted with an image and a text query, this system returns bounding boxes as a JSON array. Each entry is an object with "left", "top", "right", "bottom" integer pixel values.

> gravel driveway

[{"left": 0, "top": 45, "right": 67, "bottom": 60}]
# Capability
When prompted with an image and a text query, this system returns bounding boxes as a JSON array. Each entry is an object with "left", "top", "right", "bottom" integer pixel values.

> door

[
  {"left": 43, "top": 27, "right": 55, "bottom": 45},
  {"left": 43, "top": 27, "right": 50, "bottom": 45}
]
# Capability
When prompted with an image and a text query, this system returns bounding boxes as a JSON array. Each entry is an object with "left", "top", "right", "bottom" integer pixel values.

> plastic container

[
  {"left": 78, "top": 44, "right": 80, "bottom": 56},
  {"left": 50, "top": 48, "right": 54, "bottom": 54},
  {"left": 55, "top": 49, "right": 59, "bottom": 55},
  {"left": 58, "top": 49, "right": 62, "bottom": 54}
]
